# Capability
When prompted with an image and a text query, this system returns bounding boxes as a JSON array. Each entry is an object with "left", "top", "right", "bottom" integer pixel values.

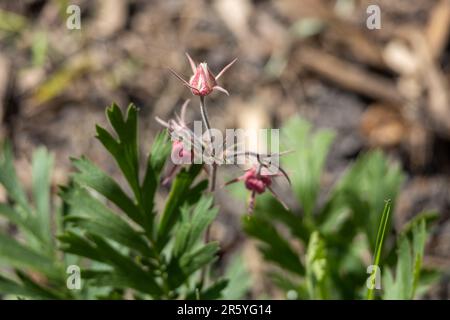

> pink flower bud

[
  {"left": 243, "top": 167, "right": 272, "bottom": 194},
  {"left": 155, "top": 100, "right": 198, "bottom": 185},
  {"left": 160, "top": 140, "right": 194, "bottom": 186},
  {"left": 189, "top": 63, "right": 217, "bottom": 96},
  {"left": 171, "top": 140, "right": 193, "bottom": 165},
  {"left": 169, "top": 53, "right": 237, "bottom": 97},
  {"left": 224, "top": 162, "right": 290, "bottom": 213}
]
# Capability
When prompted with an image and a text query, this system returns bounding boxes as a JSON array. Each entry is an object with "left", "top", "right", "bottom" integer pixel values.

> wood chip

[
  {"left": 360, "top": 104, "right": 408, "bottom": 147},
  {"left": 296, "top": 48, "right": 404, "bottom": 105},
  {"left": 426, "top": 0, "right": 450, "bottom": 60}
]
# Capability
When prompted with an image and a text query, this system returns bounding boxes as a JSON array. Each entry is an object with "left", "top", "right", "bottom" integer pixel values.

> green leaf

[
  {"left": 0, "top": 204, "right": 42, "bottom": 243},
  {"left": 397, "top": 237, "right": 413, "bottom": 299},
  {"left": 148, "top": 130, "right": 171, "bottom": 175},
  {"left": 58, "top": 231, "right": 106, "bottom": 263},
  {"left": 282, "top": 117, "right": 334, "bottom": 219},
  {"left": 411, "top": 219, "right": 426, "bottom": 297},
  {"left": 156, "top": 165, "right": 203, "bottom": 250},
  {"left": 172, "top": 206, "right": 192, "bottom": 258},
  {"left": 97, "top": 103, "right": 140, "bottom": 202},
  {"left": 85, "top": 234, "right": 162, "bottom": 296},
  {"left": 317, "top": 189, "right": 361, "bottom": 235},
  {"left": 186, "top": 196, "right": 217, "bottom": 249},
  {"left": 382, "top": 268, "right": 397, "bottom": 299},
  {"left": 414, "top": 269, "right": 441, "bottom": 298},
  {"left": 0, "top": 233, "right": 58, "bottom": 276},
  {"left": 167, "top": 242, "right": 219, "bottom": 289},
  {"left": 81, "top": 269, "right": 139, "bottom": 292},
  {"left": 71, "top": 157, "right": 141, "bottom": 224},
  {"left": 399, "top": 217, "right": 427, "bottom": 299},
  {"left": 0, "top": 274, "right": 32, "bottom": 298},
  {"left": 173, "top": 196, "right": 218, "bottom": 257},
  {"left": 31, "top": 147, "right": 54, "bottom": 246},
  {"left": 367, "top": 200, "right": 391, "bottom": 300},
  {"left": 382, "top": 217, "right": 430, "bottom": 300},
  {"left": 221, "top": 254, "right": 251, "bottom": 299},
  {"left": 337, "top": 151, "right": 404, "bottom": 248},
  {"left": 200, "top": 280, "right": 229, "bottom": 300},
  {"left": 15, "top": 270, "right": 63, "bottom": 299},
  {"left": 140, "top": 131, "right": 171, "bottom": 234},
  {"left": 0, "top": 272, "right": 61, "bottom": 299},
  {"left": 186, "top": 279, "right": 229, "bottom": 300},
  {"left": 181, "top": 242, "right": 219, "bottom": 276},
  {"left": 305, "top": 231, "right": 327, "bottom": 299},
  {"left": 0, "top": 142, "right": 31, "bottom": 213},
  {"left": 243, "top": 215, "right": 305, "bottom": 276},
  {"left": 61, "top": 186, "right": 151, "bottom": 256},
  {"left": 269, "top": 271, "right": 306, "bottom": 299},
  {"left": 256, "top": 194, "right": 310, "bottom": 242}
]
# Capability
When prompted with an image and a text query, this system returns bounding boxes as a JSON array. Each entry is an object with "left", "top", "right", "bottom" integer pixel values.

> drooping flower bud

[
  {"left": 155, "top": 100, "right": 202, "bottom": 185},
  {"left": 171, "top": 140, "right": 193, "bottom": 165},
  {"left": 170, "top": 53, "right": 237, "bottom": 97},
  {"left": 224, "top": 162, "right": 290, "bottom": 213},
  {"left": 243, "top": 166, "right": 272, "bottom": 194}
]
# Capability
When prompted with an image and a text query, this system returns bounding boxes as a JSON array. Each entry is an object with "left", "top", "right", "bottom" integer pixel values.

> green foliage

[
  {"left": 243, "top": 117, "right": 437, "bottom": 299},
  {"left": 0, "top": 144, "right": 69, "bottom": 299},
  {"left": 282, "top": 118, "right": 334, "bottom": 221},
  {"left": 0, "top": 107, "right": 440, "bottom": 300},
  {"left": 383, "top": 218, "right": 429, "bottom": 299},
  {"left": 243, "top": 215, "right": 305, "bottom": 276},
  {"left": 58, "top": 103, "right": 222, "bottom": 299},
  {"left": 367, "top": 200, "right": 391, "bottom": 300},
  {"left": 221, "top": 254, "right": 251, "bottom": 299},
  {"left": 305, "top": 232, "right": 327, "bottom": 299}
]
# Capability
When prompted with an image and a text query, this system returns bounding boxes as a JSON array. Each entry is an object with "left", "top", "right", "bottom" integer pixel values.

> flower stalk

[{"left": 199, "top": 96, "right": 216, "bottom": 193}]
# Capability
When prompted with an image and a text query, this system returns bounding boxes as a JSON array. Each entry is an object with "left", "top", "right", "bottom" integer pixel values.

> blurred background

[{"left": 0, "top": 0, "right": 449, "bottom": 298}]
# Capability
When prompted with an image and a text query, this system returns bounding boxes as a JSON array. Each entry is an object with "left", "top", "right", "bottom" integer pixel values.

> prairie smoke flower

[
  {"left": 170, "top": 140, "right": 193, "bottom": 165},
  {"left": 243, "top": 166, "right": 272, "bottom": 194},
  {"left": 155, "top": 100, "right": 202, "bottom": 184},
  {"left": 225, "top": 160, "right": 290, "bottom": 213},
  {"left": 155, "top": 100, "right": 190, "bottom": 136},
  {"left": 169, "top": 53, "right": 237, "bottom": 97}
]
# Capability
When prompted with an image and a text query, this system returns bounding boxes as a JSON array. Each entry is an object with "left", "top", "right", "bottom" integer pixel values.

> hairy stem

[
  {"left": 199, "top": 96, "right": 216, "bottom": 192},
  {"left": 199, "top": 96, "right": 216, "bottom": 289}
]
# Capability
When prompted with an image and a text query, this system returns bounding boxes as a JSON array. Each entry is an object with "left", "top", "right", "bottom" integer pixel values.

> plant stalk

[
  {"left": 199, "top": 96, "right": 216, "bottom": 193},
  {"left": 199, "top": 96, "right": 217, "bottom": 289}
]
